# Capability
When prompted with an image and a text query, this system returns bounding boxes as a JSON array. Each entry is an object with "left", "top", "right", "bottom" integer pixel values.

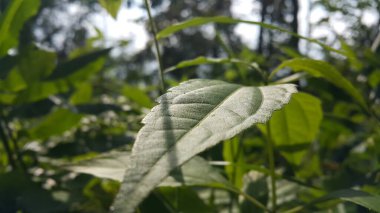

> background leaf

[
  {"left": 312, "top": 189, "right": 380, "bottom": 212},
  {"left": 47, "top": 48, "right": 111, "bottom": 80},
  {"left": 156, "top": 16, "right": 344, "bottom": 55},
  {"left": 270, "top": 58, "right": 367, "bottom": 109},
  {"left": 18, "top": 45, "right": 57, "bottom": 85},
  {"left": 66, "top": 153, "right": 230, "bottom": 187},
  {"left": 122, "top": 85, "right": 153, "bottom": 108},
  {"left": 98, "top": 0, "right": 122, "bottom": 19},
  {"left": 0, "top": 0, "right": 40, "bottom": 57},
  {"left": 266, "top": 92, "right": 323, "bottom": 165},
  {"left": 28, "top": 108, "right": 83, "bottom": 140}
]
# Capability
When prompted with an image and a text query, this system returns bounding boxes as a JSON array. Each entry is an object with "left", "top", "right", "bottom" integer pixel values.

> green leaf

[
  {"left": 156, "top": 16, "right": 344, "bottom": 55},
  {"left": 122, "top": 85, "right": 153, "bottom": 108},
  {"left": 270, "top": 58, "right": 367, "bottom": 110},
  {"left": 267, "top": 93, "right": 322, "bottom": 165},
  {"left": 0, "top": 0, "right": 40, "bottom": 57},
  {"left": 14, "top": 49, "right": 107, "bottom": 104},
  {"left": 369, "top": 69, "right": 380, "bottom": 88},
  {"left": 28, "top": 108, "right": 83, "bottom": 140},
  {"left": 14, "top": 81, "right": 69, "bottom": 104},
  {"left": 70, "top": 83, "right": 93, "bottom": 105},
  {"left": 66, "top": 152, "right": 230, "bottom": 187},
  {"left": 223, "top": 137, "right": 245, "bottom": 188},
  {"left": 98, "top": 0, "right": 122, "bottom": 19},
  {"left": 47, "top": 48, "right": 111, "bottom": 80},
  {"left": 0, "top": 68, "right": 27, "bottom": 92},
  {"left": 314, "top": 189, "right": 380, "bottom": 212},
  {"left": 112, "top": 79, "right": 297, "bottom": 212},
  {"left": 164, "top": 56, "right": 255, "bottom": 73},
  {"left": 18, "top": 45, "right": 57, "bottom": 85},
  {"left": 265, "top": 93, "right": 322, "bottom": 144},
  {"left": 66, "top": 152, "right": 130, "bottom": 182}
]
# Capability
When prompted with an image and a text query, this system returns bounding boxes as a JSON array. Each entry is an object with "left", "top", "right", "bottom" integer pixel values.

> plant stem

[
  {"left": 0, "top": 113, "right": 27, "bottom": 172},
  {"left": 144, "top": 0, "right": 165, "bottom": 93},
  {"left": 266, "top": 122, "right": 277, "bottom": 211},
  {"left": 228, "top": 136, "right": 244, "bottom": 212},
  {"left": 0, "top": 119, "right": 17, "bottom": 170},
  {"left": 228, "top": 187, "right": 269, "bottom": 212}
]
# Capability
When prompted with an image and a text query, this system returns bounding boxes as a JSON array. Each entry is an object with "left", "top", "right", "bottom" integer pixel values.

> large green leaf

[
  {"left": 332, "top": 191, "right": 380, "bottom": 211},
  {"left": 309, "top": 189, "right": 380, "bottom": 212},
  {"left": 14, "top": 81, "right": 68, "bottom": 104},
  {"left": 156, "top": 16, "right": 344, "bottom": 55},
  {"left": 0, "top": 0, "right": 40, "bottom": 57},
  {"left": 69, "top": 83, "right": 93, "bottom": 105},
  {"left": 112, "top": 79, "right": 297, "bottom": 212},
  {"left": 270, "top": 58, "right": 367, "bottom": 109},
  {"left": 14, "top": 49, "right": 107, "bottom": 104},
  {"left": 28, "top": 108, "right": 83, "bottom": 140},
  {"left": 18, "top": 45, "right": 57, "bottom": 85},
  {"left": 66, "top": 152, "right": 230, "bottom": 187},
  {"left": 47, "top": 48, "right": 111, "bottom": 80},
  {"left": 98, "top": 0, "right": 122, "bottom": 19},
  {"left": 122, "top": 85, "right": 153, "bottom": 108},
  {"left": 267, "top": 93, "right": 322, "bottom": 165}
]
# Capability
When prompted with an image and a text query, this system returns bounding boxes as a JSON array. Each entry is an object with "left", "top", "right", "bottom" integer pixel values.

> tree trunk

[{"left": 290, "top": 0, "right": 299, "bottom": 51}]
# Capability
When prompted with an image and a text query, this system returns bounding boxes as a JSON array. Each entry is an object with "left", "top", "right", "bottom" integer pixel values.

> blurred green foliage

[{"left": 0, "top": 0, "right": 380, "bottom": 212}]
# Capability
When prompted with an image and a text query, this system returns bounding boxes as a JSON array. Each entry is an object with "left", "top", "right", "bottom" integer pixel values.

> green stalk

[
  {"left": 266, "top": 121, "right": 277, "bottom": 211},
  {"left": 144, "top": 0, "right": 165, "bottom": 93},
  {"left": 228, "top": 137, "right": 244, "bottom": 212},
  {"left": 228, "top": 187, "right": 269, "bottom": 212},
  {"left": 0, "top": 113, "right": 27, "bottom": 172},
  {"left": 0, "top": 120, "right": 17, "bottom": 169}
]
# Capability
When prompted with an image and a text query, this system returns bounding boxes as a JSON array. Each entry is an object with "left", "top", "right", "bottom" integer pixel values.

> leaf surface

[
  {"left": 270, "top": 93, "right": 322, "bottom": 144},
  {"left": 122, "top": 85, "right": 153, "bottom": 108},
  {"left": 47, "top": 48, "right": 111, "bottom": 80},
  {"left": 112, "top": 79, "right": 297, "bottom": 212},
  {"left": 66, "top": 152, "right": 230, "bottom": 187},
  {"left": 268, "top": 93, "right": 322, "bottom": 165},
  {"left": 0, "top": 0, "right": 40, "bottom": 57},
  {"left": 270, "top": 58, "right": 367, "bottom": 109},
  {"left": 156, "top": 16, "right": 343, "bottom": 55},
  {"left": 98, "top": 0, "right": 122, "bottom": 19},
  {"left": 312, "top": 189, "right": 380, "bottom": 211},
  {"left": 28, "top": 108, "right": 83, "bottom": 140},
  {"left": 164, "top": 56, "right": 254, "bottom": 73}
]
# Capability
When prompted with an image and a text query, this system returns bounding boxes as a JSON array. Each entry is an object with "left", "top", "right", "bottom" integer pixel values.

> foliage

[{"left": 0, "top": 0, "right": 380, "bottom": 213}]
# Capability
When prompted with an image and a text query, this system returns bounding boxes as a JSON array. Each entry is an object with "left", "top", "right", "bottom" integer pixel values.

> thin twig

[
  {"left": 144, "top": 0, "right": 165, "bottom": 93},
  {"left": 371, "top": 31, "right": 380, "bottom": 52},
  {"left": 228, "top": 187, "right": 270, "bottom": 212}
]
